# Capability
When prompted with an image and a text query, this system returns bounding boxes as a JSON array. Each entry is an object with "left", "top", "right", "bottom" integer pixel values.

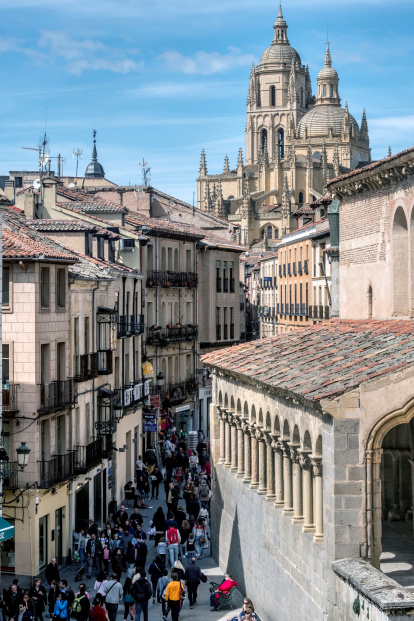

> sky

[{"left": 1, "top": 0, "right": 414, "bottom": 204}]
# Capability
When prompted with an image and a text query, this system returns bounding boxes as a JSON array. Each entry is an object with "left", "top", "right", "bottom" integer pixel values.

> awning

[{"left": 0, "top": 516, "right": 14, "bottom": 542}]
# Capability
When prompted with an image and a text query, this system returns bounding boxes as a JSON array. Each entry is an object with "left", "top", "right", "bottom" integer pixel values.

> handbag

[{"left": 199, "top": 537, "right": 206, "bottom": 544}]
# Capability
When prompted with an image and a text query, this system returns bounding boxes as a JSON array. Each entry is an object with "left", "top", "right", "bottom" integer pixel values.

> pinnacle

[
  {"left": 278, "top": 3, "right": 283, "bottom": 18},
  {"left": 324, "top": 41, "right": 332, "bottom": 67}
]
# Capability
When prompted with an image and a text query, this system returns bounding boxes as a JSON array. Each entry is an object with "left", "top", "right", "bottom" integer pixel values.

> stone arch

[
  {"left": 251, "top": 404, "right": 257, "bottom": 422},
  {"left": 244, "top": 401, "right": 249, "bottom": 418},
  {"left": 218, "top": 390, "right": 223, "bottom": 406},
  {"left": 258, "top": 408, "right": 263, "bottom": 425},
  {"left": 265, "top": 411, "right": 271, "bottom": 430},
  {"left": 273, "top": 414, "right": 281, "bottom": 435},
  {"left": 315, "top": 435, "right": 322, "bottom": 457},
  {"left": 224, "top": 394, "right": 229, "bottom": 409},
  {"left": 293, "top": 424, "right": 300, "bottom": 445},
  {"left": 303, "top": 430, "right": 312, "bottom": 452},
  {"left": 282, "top": 419, "right": 290, "bottom": 440},
  {"left": 237, "top": 398, "right": 242, "bottom": 414},
  {"left": 230, "top": 395, "right": 235, "bottom": 411},
  {"left": 393, "top": 205, "right": 409, "bottom": 315}
]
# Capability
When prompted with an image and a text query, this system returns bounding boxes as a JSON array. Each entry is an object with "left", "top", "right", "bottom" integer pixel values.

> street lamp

[
  {"left": 156, "top": 371, "right": 165, "bottom": 388},
  {"left": 16, "top": 442, "right": 31, "bottom": 472}
]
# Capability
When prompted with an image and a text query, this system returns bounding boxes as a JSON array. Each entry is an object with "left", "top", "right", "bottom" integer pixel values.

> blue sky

[{"left": 1, "top": 0, "right": 414, "bottom": 203}]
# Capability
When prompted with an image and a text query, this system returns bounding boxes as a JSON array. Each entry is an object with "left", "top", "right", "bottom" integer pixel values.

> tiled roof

[
  {"left": 197, "top": 231, "right": 247, "bottom": 252},
  {"left": 56, "top": 201, "right": 123, "bottom": 213},
  {"left": 258, "top": 203, "right": 279, "bottom": 213},
  {"left": 26, "top": 219, "right": 120, "bottom": 239},
  {"left": 202, "top": 320, "right": 414, "bottom": 406},
  {"left": 326, "top": 146, "right": 414, "bottom": 188},
  {"left": 126, "top": 212, "right": 204, "bottom": 240},
  {"left": 0, "top": 190, "right": 11, "bottom": 204},
  {"left": 294, "top": 203, "right": 314, "bottom": 216},
  {"left": 3, "top": 227, "right": 77, "bottom": 262}
]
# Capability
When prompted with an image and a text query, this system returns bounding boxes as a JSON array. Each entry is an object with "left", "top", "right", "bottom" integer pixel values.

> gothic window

[
  {"left": 367, "top": 286, "right": 373, "bottom": 319},
  {"left": 278, "top": 128, "right": 284, "bottom": 159},
  {"left": 299, "top": 192, "right": 304, "bottom": 205},
  {"left": 267, "top": 225, "right": 273, "bottom": 239},
  {"left": 270, "top": 85, "right": 276, "bottom": 107},
  {"left": 274, "top": 228, "right": 279, "bottom": 239},
  {"left": 261, "top": 228, "right": 265, "bottom": 240},
  {"left": 261, "top": 129, "right": 267, "bottom": 151}
]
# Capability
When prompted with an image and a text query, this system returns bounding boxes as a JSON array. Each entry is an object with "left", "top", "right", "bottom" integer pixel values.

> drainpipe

[
  {"left": 91, "top": 282, "right": 100, "bottom": 434},
  {"left": 122, "top": 277, "right": 126, "bottom": 386},
  {"left": 132, "top": 278, "right": 137, "bottom": 382}
]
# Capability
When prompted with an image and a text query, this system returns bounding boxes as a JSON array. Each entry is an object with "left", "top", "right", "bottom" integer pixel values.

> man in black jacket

[
  {"left": 86, "top": 533, "right": 103, "bottom": 578},
  {"left": 130, "top": 507, "right": 144, "bottom": 530},
  {"left": 166, "top": 481, "right": 179, "bottom": 515},
  {"left": 45, "top": 557, "right": 60, "bottom": 585},
  {"left": 113, "top": 505, "right": 129, "bottom": 528},
  {"left": 151, "top": 466, "right": 163, "bottom": 500},
  {"left": 131, "top": 570, "right": 152, "bottom": 621},
  {"left": 184, "top": 557, "right": 207, "bottom": 608}
]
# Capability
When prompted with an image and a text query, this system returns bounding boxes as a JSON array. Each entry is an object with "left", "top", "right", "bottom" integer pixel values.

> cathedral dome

[
  {"left": 260, "top": 5, "right": 301, "bottom": 68},
  {"left": 297, "top": 105, "right": 360, "bottom": 138},
  {"left": 317, "top": 65, "right": 338, "bottom": 80},
  {"left": 84, "top": 130, "right": 105, "bottom": 179}
]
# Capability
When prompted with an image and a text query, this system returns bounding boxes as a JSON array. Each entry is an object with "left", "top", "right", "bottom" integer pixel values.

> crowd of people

[{"left": 0, "top": 429, "right": 259, "bottom": 621}]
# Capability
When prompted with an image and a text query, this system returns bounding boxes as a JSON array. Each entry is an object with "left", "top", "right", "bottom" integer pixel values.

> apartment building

[{"left": 258, "top": 252, "right": 278, "bottom": 337}]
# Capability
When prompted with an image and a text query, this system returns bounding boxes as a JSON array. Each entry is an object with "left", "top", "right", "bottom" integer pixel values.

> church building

[{"left": 196, "top": 5, "right": 371, "bottom": 247}]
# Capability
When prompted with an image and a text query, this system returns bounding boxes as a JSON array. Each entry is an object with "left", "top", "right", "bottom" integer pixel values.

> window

[
  {"left": 2, "top": 266, "right": 10, "bottom": 306},
  {"left": 216, "top": 261, "right": 221, "bottom": 293},
  {"left": 261, "top": 129, "right": 267, "bottom": 151},
  {"left": 147, "top": 245, "right": 154, "bottom": 271},
  {"left": 97, "top": 237, "right": 105, "bottom": 260},
  {"left": 275, "top": 228, "right": 279, "bottom": 239},
  {"left": 223, "top": 307, "right": 228, "bottom": 339},
  {"left": 230, "top": 262, "right": 234, "bottom": 293},
  {"left": 84, "top": 317, "right": 90, "bottom": 354},
  {"left": 85, "top": 233, "right": 93, "bottom": 257},
  {"left": 223, "top": 261, "right": 228, "bottom": 292},
  {"left": 216, "top": 307, "right": 221, "bottom": 341},
  {"left": 40, "top": 344, "right": 50, "bottom": 385},
  {"left": 261, "top": 229, "right": 265, "bottom": 240},
  {"left": 2, "top": 344, "right": 10, "bottom": 385},
  {"left": 270, "top": 85, "right": 276, "bottom": 107},
  {"left": 267, "top": 225, "right": 273, "bottom": 239},
  {"left": 299, "top": 192, "right": 304, "bottom": 205},
  {"left": 15, "top": 176, "right": 22, "bottom": 188},
  {"left": 230, "top": 307, "right": 234, "bottom": 339},
  {"left": 323, "top": 84, "right": 327, "bottom": 97},
  {"left": 74, "top": 318, "right": 79, "bottom": 376},
  {"left": 108, "top": 241, "right": 115, "bottom": 263},
  {"left": 39, "top": 516, "right": 48, "bottom": 569},
  {"left": 186, "top": 249, "right": 192, "bottom": 273},
  {"left": 278, "top": 129, "right": 284, "bottom": 159},
  {"left": 330, "top": 84, "right": 334, "bottom": 97},
  {"left": 56, "top": 268, "right": 66, "bottom": 309},
  {"left": 57, "top": 342, "right": 65, "bottom": 381},
  {"left": 40, "top": 267, "right": 50, "bottom": 308}
]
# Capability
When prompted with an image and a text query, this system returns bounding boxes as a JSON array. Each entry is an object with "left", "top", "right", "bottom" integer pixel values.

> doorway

[
  {"left": 75, "top": 482, "right": 89, "bottom": 531},
  {"left": 55, "top": 508, "right": 63, "bottom": 565}
]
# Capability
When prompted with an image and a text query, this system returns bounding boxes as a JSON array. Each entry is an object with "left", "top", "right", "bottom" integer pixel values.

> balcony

[
  {"left": 74, "top": 354, "right": 99, "bottom": 382},
  {"left": 39, "top": 380, "right": 75, "bottom": 413},
  {"left": 38, "top": 452, "right": 76, "bottom": 488},
  {"left": 289, "top": 303, "right": 294, "bottom": 315},
  {"left": 230, "top": 324, "right": 234, "bottom": 339},
  {"left": 223, "top": 325, "right": 228, "bottom": 340},
  {"left": 98, "top": 350, "right": 113, "bottom": 375},
  {"left": 304, "top": 260, "right": 309, "bottom": 275},
  {"left": 230, "top": 278, "right": 235, "bottom": 293},
  {"left": 2, "top": 383, "right": 19, "bottom": 415},
  {"left": 75, "top": 437, "right": 107, "bottom": 473},
  {"left": 146, "top": 270, "right": 197, "bottom": 288},
  {"left": 300, "top": 303, "right": 307, "bottom": 316},
  {"left": 118, "top": 315, "right": 145, "bottom": 338},
  {"left": 1, "top": 461, "right": 19, "bottom": 490},
  {"left": 294, "top": 303, "right": 299, "bottom": 315},
  {"left": 147, "top": 325, "right": 198, "bottom": 347},
  {"left": 161, "top": 379, "right": 197, "bottom": 406},
  {"left": 114, "top": 380, "right": 147, "bottom": 413}
]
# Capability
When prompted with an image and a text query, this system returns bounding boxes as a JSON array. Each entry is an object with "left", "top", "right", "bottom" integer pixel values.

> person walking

[
  {"left": 198, "top": 475, "right": 211, "bottom": 510},
  {"left": 88, "top": 596, "right": 106, "bottom": 621},
  {"left": 150, "top": 467, "right": 163, "bottom": 500},
  {"left": 148, "top": 556, "right": 165, "bottom": 604},
  {"left": 184, "top": 557, "right": 207, "bottom": 609},
  {"left": 166, "top": 524, "right": 180, "bottom": 568},
  {"left": 47, "top": 582, "right": 59, "bottom": 617},
  {"left": 71, "top": 585, "right": 90, "bottom": 621},
  {"left": 131, "top": 571, "right": 152, "bottom": 621},
  {"left": 193, "top": 519, "right": 206, "bottom": 559},
  {"left": 45, "top": 558, "right": 60, "bottom": 585},
  {"left": 164, "top": 572, "right": 183, "bottom": 621},
  {"left": 86, "top": 534, "right": 103, "bottom": 579},
  {"left": 156, "top": 571, "right": 171, "bottom": 619},
  {"left": 28, "top": 580, "right": 46, "bottom": 621},
  {"left": 134, "top": 537, "right": 148, "bottom": 572},
  {"left": 52, "top": 593, "right": 68, "bottom": 620},
  {"left": 166, "top": 482, "right": 179, "bottom": 516},
  {"left": 77, "top": 529, "right": 90, "bottom": 565},
  {"left": 17, "top": 602, "right": 33, "bottom": 621},
  {"left": 110, "top": 549, "right": 124, "bottom": 581},
  {"left": 103, "top": 574, "right": 123, "bottom": 621},
  {"left": 122, "top": 579, "right": 135, "bottom": 621}
]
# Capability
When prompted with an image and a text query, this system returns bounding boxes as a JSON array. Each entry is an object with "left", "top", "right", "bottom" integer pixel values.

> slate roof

[{"left": 202, "top": 320, "right": 414, "bottom": 407}]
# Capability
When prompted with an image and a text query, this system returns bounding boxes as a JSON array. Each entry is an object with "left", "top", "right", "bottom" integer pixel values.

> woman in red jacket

[{"left": 209, "top": 574, "right": 238, "bottom": 610}]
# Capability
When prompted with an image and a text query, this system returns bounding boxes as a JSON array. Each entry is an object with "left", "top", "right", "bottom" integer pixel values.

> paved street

[{"left": 53, "top": 491, "right": 245, "bottom": 621}]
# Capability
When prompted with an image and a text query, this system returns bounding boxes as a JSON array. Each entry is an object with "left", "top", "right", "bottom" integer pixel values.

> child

[
  {"left": 102, "top": 543, "right": 111, "bottom": 574},
  {"left": 157, "top": 537, "right": 167, "bottom": 565},
  {"left": 186, "top": 534, "right": 196, "bottom": 564}
]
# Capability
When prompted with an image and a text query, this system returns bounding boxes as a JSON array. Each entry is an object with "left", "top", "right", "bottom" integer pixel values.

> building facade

[
  {"left": 196, "top": 5, "right": 371, "bottom": 247},
  {"left": 258, "top": 252, "right": 278, "bottom": 337}
]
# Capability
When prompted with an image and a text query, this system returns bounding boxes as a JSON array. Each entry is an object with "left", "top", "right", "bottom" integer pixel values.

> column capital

[
  {"left": 299, "top": 450, "right": 312, "bottom": 469},
  {"left": 264, "top": 431, "right": 273, "bottom": 446},
  {"left": 235, "top": 415, "right": 244, "bottom": 430},
  {"left": 310, "top": 456, "right": 323, "bottom": 476},
  {"left": 289, "top": 445, "right": 301, "bottom": 464},
  {"left": 255, "top": 428, "right": 265, "bottom": 442},
  {"left": 365, "top": 448, "right": 383, "bottom": 464}
]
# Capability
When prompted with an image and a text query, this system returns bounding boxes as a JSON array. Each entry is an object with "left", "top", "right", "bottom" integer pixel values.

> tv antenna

[
  {"left": 139, "top": 158, "right": 151, "bottom": 187},
  {"left": 22, "top": 131, "right": 49, "bottom": 174},
  {"left": 73, "top": 148, "right": 83, "bottom": 178}
]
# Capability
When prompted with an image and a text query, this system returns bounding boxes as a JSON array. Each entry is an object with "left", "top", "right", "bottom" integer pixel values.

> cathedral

[{"left": 196, "top": 5, "right": 371, "bottom": 247}]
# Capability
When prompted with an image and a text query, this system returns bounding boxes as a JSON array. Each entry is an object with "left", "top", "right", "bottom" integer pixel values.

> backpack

[
  {"left": 167, "top": 528, "right": 179, "bottom": 545},
  {"left": 71, "top": 595, "right": 85, "bottom": 618}
]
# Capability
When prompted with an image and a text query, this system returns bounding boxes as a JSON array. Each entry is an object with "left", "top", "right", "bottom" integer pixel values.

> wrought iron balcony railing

[
  {"left": 39, "top": 380, "right": 75, "bottom": 412},
  {"left": 147, "top": 270, "right": 197, "bottom": 288},
  {"left": 2, "top": 383, "right": 19, "bottom": 414}
]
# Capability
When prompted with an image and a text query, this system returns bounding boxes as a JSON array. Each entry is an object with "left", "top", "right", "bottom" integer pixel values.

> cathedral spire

[
  {"left": 237, "top": 148, "right": 244, "bottom": 170},
  {"left": 333, "top": 141, "right": 340, "bottom": 177},
  {"left": 223, "top": 154, "right": 230, "bottom": 173},
  {"left": 199, "top": 149, "right": 207, "bottom": 176},
  {"left": 272, "top": 3, "right": 289, "bottom": 44},
  {"left": 316, "top": 40, "right": 340, "bottom": 106},
  {"left": 324, "top": 41, "right": 332, "bottom": 67},
  {"left": 360, "top": 108, "right": 369, "bottom": 142},
  {"left": 388, "top": 146, "right": 392, "bottom": 157}
]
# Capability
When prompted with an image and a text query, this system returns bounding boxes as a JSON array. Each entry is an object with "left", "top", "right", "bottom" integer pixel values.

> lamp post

[
  {"left": 16, "top": 442, "right": 31, "bottom": 471},
  {"left": 0, "top": 442, "right": 31, "bottom": 517},
  {"left": 156, "top": 371, "right": 165, "bottom": 391}
]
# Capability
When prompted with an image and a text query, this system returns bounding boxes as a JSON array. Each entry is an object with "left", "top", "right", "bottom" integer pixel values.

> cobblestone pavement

[{"left": 49, "top": 491, "right": 245, "bottom": 621}]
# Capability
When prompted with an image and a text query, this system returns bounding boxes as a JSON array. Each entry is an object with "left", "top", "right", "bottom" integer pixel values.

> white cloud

[{"left": 158, "top": 47, "right": 255, "bottom": 75}]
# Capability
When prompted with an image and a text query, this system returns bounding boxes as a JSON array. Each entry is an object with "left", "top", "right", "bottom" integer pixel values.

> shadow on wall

[{"left": 211, "top": 472, "right": 247, "bottom": 598}]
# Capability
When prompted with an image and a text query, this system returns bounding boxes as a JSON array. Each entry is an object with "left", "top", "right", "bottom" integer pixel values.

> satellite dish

[
  {"left": 33, "top": 179, "right": 41, "bottom": 190},
  {"left": 40, "top": 153, "right": 49, "bottom": 166},
  {"left": 68, "top": 183, "right": 75, "bottom": 188}
]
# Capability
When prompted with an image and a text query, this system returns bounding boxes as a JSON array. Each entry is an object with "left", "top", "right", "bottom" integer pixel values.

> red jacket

[{"left": 215, "top": 579, "right": 238, "bottom": 603}]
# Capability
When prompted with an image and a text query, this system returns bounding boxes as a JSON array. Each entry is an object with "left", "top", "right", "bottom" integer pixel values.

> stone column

[
  {"left": 311, "top": 457, "right": 323, "bottom": 543},
  {"left": 265, "top": 433, "right": 275, "bottom": 501},
  {"left": 282, "top": 441, "right": 293, "bottom": 515},
  {"left": 218, "top": 407, "right": 225, "bottom": 465},
  {"left": 243, "top": 423, "right": 252, "bottom": 483},
  {"left": 224, "top": 411, "right": 231, "bottom": 469},
  {"left": 230, "top": 414, "right": 238, "bottom": 473},
  {"left": 273, "top": 438, "right": 284, "bottom": 508},
  {"left": 256, "top": 429, "right": 267, "bottom": 495},
  {"left": 388, "top": 449, "right": 401, "bottom": 521},
  {"left": 236, "top": 419, "right": 245, "bottom": 478},
  {"left": 291, "top": 446, "right": 303, "bottom": 524},
  {"left": 250, "top": 426, "right": 259, "bottom": 489},
  {"left": 300, "top": 451, "right": 314, "bottom": 532}
]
